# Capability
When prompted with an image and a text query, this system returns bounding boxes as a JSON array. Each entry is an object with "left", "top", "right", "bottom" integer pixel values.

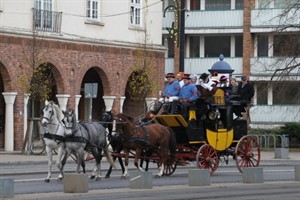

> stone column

[
  {"left": 120, "top": 96, "right": 126, "bottom": 113},
  {"left": 56, "top": 94, "right": 70, "bottom": 112},
  {"left": 103, "top": 96, "right": 116, "bottom": 111},
  {"left": 145, "top": 97, "right": 157, "bottom": 111},
  {"left": 75, "top": 95, "right": 81, "bottom": 121},
  {"left": 2, "top": 92, "right": 17, "bottom": 151},
  {"left": 23, "top": 94, "right": 30, "bottom": 139}
]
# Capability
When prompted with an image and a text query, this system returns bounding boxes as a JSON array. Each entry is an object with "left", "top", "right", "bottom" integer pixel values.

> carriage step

[
  {"left": 129, "top": 171, "right": 153, "bottom": 189},
  {"left": 64, "top": 173, "right": 88, "bottom": 193},
  {"left": 0, "top": 177, "right": 14, "bottom": 198}
]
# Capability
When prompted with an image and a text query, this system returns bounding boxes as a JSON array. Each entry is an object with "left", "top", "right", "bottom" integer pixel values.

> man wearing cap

[
  {"left": 178, "top": 74, "right": 199, "bottom": 119},
  {"left": 159, "top": 73, "right": 180, "bottom": 103},
  {"left": 199, "top": 73, "right": 215, "bottom": 91},
  {"left": 233, "top": 75, "right": 254, "bottom": 119}
]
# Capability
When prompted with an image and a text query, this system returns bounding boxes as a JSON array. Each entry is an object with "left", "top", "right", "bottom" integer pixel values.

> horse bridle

[{"left": 42, "top": 104, "right": 54, "bottom": 125}]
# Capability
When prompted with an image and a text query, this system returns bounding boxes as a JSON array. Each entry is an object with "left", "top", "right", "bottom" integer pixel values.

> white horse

[{"left": 41, "top": 100, "right": 65, "bottom": 182}]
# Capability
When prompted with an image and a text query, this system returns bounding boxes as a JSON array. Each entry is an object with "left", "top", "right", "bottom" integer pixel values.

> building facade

[
  {"left": 162, "top": 0, "right": 300, "bottom": 128},
  {"left": 0, "top": 0, "right": 165, "bottom": 151}
]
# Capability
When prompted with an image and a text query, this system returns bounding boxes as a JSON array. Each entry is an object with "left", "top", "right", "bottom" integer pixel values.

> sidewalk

[{"left": 0, "top": 150, "right": 299, "bottom": 164}]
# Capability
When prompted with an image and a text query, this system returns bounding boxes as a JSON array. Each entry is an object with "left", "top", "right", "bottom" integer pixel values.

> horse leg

[
  {"left": 121, "top": 149, "right": 129, "bottom": 178},
  {"left": 90, "top": 148, "right": 102, "bottom": 181},
  {"left": 56, "top": 145, "right": 65, "bottom": 181},
  {"left": 134, "top": 148, "right": 144, "bottom": 172},
  {"left": 45, "top": 146, "right": 53, "bottom": 183},
  {"left": 75, "top": 149, "right": 85, "bottom": 174},
  {"left": 59, "top": 148, "right": 72, "bottom": 181}
]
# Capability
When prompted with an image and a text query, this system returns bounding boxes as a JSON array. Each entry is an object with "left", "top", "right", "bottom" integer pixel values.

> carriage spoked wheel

[
  {"left": 163, "top": 161, "right": 177, "bottom": 176},
  {"left": 235, "top": 135, "right": 260, "bottom": 173},
  {"left": 196, "top": 144, "right": 219, "bottom": 175}
]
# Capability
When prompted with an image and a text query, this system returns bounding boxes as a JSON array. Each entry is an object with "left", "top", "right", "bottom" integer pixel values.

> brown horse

[{"left": 114, "top": 113, "right": 177, "bottom": 178}]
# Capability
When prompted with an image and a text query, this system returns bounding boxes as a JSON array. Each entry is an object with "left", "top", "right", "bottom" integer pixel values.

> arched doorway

[{"left": 78, "top": 67, "right": 105, "bottom": 121}]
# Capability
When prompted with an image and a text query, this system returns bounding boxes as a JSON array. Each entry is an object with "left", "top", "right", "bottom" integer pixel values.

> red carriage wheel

[
  {"left": 163, "top": 161, "right": 177, "bottom": 176},
  {"left": 196, "top": 144, "right": 219, "bottom": 175},
  {"left": 235, "top": 135, "right": 260, "bottom": 173}
]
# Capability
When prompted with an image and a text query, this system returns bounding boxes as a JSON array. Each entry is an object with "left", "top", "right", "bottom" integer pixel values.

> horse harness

[{"left": 43, "top": 123, "right": 65, "bottom": 144}]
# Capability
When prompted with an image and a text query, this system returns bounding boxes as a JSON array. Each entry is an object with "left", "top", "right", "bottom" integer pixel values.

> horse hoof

[
  {"left": 57, "top": 177, "right": 63, "bottom": 182},
  {"left": 90, "top": 175, "right": 95, "bottom": 180},
  {"left": 105, "top": 175, "right": 110, "bottom": 179},
  {"left": 95, "top": 177, "right": 101, "bottom": 181},
  {"left": 120, "top": 176, "right": 127, "bottom": 179},
  {"left": 154, "top": 175, "right": 162, "bottom": 178},
  {"left": 44, "top": 179, "right": 50, "bottom": 183}
]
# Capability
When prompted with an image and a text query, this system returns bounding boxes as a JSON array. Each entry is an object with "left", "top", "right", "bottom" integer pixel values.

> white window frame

[
  {"left": 86, "top": 0, "right": 101, "bottom": 21},
  {"left": 130, "top": 0, "right": 142, "bottom": 27},
  {"left": 34, "top": 0, "right": 53, "bottom": 30}
]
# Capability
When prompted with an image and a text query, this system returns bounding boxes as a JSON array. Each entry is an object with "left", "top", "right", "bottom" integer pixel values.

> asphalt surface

[{"left": 0, "top": 150, "right": 299, "bottom": 199}]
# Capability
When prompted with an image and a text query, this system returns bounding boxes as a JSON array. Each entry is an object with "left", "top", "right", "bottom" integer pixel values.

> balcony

[
  {"left": 163, "top": 10, "right": 244, "bottom": 33},
  {"left": 251, "top": 8, "right": 300, "bottom": 30},
  {"left": 250, "top": 105, "right": 300, "bottom": 126},
  {"left": 250, "top": 57, "right": 300, "bottom": 79},
  {"left": 165, "top": 57, "right": 243, "bottom": 75},
  {"left": 33, "top": 9, "right": 62, "bottom": 33}
]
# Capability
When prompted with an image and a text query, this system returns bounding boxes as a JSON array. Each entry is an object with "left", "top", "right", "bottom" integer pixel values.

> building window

[
  {"left": 257, "top": 0, "right": 271, "bottom": 9},
  {"left": 235, "top": 0, "right": 244, "bottom": 10},
  {"left": 235, "top": 35, "right": 243, "bottom": 57},
  {"left": 274, "top": 0, "right": 299, "bottom": 8},
  {"left": 205, "top": 36, "right": 230, "bottom": 57},
  {"left": 257, "top": 35, "right": 268, "bottom": 57},
  {"left": 189, "top": 36, "right": 200, "bottom": 57},
  {"left": 190, "top": 0, "right": 200, "bottom": 10},
  {"left": 86, "top": 0, "right": 100, "bottom": 20},
  {"left": 274, "top": 34, "right": 300, "bottom": 57},
  {"left": 205, "top": 0, "right": 231, "bottom": 10},
  {"left": 273, "top": 82, "right": 300, "bottom": 104},
  {"left": 34, "top": 0, "right": 53, "bottom": 29},
  {"left": 256, "top": 82, "right": 268, "bottom": 105},
  {"left": 130, "top": 0, "right": 142, "bottom": 26}
]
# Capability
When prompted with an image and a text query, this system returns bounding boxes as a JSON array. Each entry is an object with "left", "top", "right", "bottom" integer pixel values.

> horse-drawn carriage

[{"left": 147, "top": 83, "right": 260, "bottom": 176}]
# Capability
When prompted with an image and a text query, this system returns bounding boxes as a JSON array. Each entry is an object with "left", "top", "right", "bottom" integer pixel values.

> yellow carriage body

[{"left": 206, "top": 128, "right": 233, "bottom": 151}]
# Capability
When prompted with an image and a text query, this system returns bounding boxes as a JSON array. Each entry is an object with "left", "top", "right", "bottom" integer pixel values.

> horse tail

[
  {"left": 167, "top": 127, "right": 177, "bottom": 163},
  {"left": 104, "top": 147, "right": 116, "bottom": 169}
]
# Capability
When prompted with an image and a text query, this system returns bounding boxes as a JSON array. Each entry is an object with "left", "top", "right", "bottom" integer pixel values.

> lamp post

[{"left": 164, "top": 0, "right": 185, "bottom": 72}]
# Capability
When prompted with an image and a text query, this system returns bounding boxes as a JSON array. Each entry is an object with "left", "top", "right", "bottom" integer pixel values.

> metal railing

[
  {"left": 33, "top": 8, "right": 62, "bottom": 33},
  {"left": 250, "top": 133, "right": 289, "bottom": 149}
]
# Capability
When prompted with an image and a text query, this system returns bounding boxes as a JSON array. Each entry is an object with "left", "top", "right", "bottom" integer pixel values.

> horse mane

[
  {"left": 116, "top": 113, "right": 134, "bottom": 123},
  {"left": 48, "top": 101, "right": 63, "bottom": 121}
]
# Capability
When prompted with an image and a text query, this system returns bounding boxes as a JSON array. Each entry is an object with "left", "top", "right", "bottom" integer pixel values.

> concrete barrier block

[
  {"left": 295, "top": 166, "right": 300, "bottom": 181},
  {"left": 0, "top": 177, "right": 14, "bottom": 198},
  {"left": 242, "top": 167, "right": 264, "bottom": 183},
  {"left": 188, "top": 169, "right": 211, "bottom": 186},
  {"left": 274, "top": 148, "right": 289, "bottom": 159},
  {"left": 64, "top": 173, "right": 88, "bottom": 193},
  {"left": 129, "top": 171, "right": 152, "bottom": 189}
]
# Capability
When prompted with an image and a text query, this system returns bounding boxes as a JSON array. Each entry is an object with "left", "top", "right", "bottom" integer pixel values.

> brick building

[{"left": 0, "top": 0, "right": 165, "bottom": 151}]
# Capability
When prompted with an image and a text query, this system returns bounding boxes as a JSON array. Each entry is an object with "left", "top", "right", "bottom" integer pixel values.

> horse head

[
  {"left": 100, "top": 110, "right": 113, "bottom": 127},
  {"left": 114, "top": 113, "right": 135, "bottom": 136},
  {"left": 42, "top": 100, "right": 56, "bottom": 126},
  {"left": 62, "top": 108, "right": 77, "bottom": 137}
]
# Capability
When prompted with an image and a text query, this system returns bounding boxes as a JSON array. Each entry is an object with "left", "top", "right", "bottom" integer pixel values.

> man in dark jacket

[{"left": 234, "top": 75, "right": 254, "bottom": 119}]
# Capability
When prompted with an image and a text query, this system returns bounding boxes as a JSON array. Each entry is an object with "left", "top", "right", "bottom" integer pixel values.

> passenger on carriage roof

[
  {"left": 178, "top": 74, "right": 199, "bottom": 119},
  {"left": 217, "top": 75, "right": 229, "bottom": 87},
  {"left": 233, "top": 75, "right": 254, "bottom": 119},
  {"left": 199, "top": 73, "right": 215, "bottom": 91},
  {"left": 159, "top": 73, "right": 180, "bottom": 103}
]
